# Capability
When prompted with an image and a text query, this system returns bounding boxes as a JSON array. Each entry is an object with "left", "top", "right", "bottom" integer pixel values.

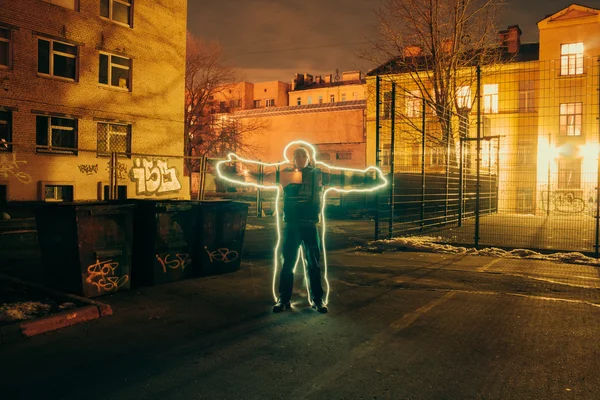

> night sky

[{"left": 187, "top": 0, "right": 599, "bottom": 83}]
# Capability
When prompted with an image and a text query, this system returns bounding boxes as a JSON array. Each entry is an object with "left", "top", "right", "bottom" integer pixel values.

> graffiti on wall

[
  {"left": 539, "top": 189, "right": 587, "bottom": 214},
  {"left": 104, "top": 161, "right": 128, "bottom": 181},
  {"left": 78, "top": 164, "right": 98, "bottom": 175},
  {"left": 129, "top": 158, "right": 181, "bottom": 196},
  {"left": 0, "top": 152, "right": 32, "bottom": 184},
  {"left": 85, "top": 258, "right": 129, "bottom": 294},
  {"left": 156, "top": 253, "right": 191, "bottom": 273}
]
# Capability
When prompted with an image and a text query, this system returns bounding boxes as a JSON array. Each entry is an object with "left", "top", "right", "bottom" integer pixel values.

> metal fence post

[
  {"left": 420, "top": 98, "right": 426, "bottom": 232},
  {"left": 459, "top": 138, "right": 463, "bottom": 226},
  {"left": 375, "top": 75, "right": 381, "bottom": 240},
  {"left": 389, "top": 81, "right": 396, "bottom": 239},
  {"left": 595, "top": 57, "right": 600, "bottom": 258},
  {"left": 475, "top": 64, "right": 481, "bottom": 248},
  {"left": 109, "top": 152, "right": 117, "bottom": 200}
]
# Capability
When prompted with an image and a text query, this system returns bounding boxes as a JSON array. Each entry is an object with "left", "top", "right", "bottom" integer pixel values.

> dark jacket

[{"left": 282, "top": 166, "right": 322, "bottom": 223}]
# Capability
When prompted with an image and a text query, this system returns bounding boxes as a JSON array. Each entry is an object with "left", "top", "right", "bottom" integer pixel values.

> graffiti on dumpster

[
  {"left": 129, "top": 158, "right": 182, "bottom": 196},
  {"left": 156, "top": 253, "right": 192, "bottom": 273},
  {"left": 85, "top": 259, "right": 129, "bottom": 293},
  {"left": 0, "top": 152, "right": 32, "bottom": 184},
  {"left": 205, "top": 247, "right": 238, "bottom": 263},
  {"left": 78, "top": 164, "right": 98, "bottom": 175}
]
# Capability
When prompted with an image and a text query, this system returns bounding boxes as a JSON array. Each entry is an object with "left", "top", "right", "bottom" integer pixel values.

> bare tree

[
  {"left": 365, "top": 0, "right": 505, "bottom": 159},
  {"left": 184, "top": 33, "right": 265, "bottom": 175}
]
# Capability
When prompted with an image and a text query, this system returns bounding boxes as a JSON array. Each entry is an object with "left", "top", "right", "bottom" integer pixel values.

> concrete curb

[{"left": 0, "top": 274, "right": 113, "bottom": 344}]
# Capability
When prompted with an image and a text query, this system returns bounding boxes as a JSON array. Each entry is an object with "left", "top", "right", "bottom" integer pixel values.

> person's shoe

[
  {"left": 311, "top": 300, "right": 328, "bottom": 314},
  {"left": 272, "top": 299, "right": 291, "bottom": 313}
]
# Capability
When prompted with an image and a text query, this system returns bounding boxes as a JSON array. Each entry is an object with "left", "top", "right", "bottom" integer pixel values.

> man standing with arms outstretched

[{"left": 273, "top": 147, "right": 328, "bottom": 313}]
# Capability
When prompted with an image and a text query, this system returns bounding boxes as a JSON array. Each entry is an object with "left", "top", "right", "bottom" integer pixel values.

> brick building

[{"left": 0, "top": 0, "right": 188, "bottom": 203}]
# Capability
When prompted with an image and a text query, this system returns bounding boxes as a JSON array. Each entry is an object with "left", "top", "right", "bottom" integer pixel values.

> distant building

[{"left": 0, "top": 0, "right": 188, "bottom": 202}]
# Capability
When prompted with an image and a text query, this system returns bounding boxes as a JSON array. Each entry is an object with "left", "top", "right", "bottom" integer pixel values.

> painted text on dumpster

[
  {"left": 156, "top": 253, "right": 192, "bottom": 273},
  {"left": 205, "top": 247, "right": 239, "bottom": 263},
  {"left": 85, "top": 259, "right": 129, "bottom": 293},
  {"left": 129, "top": 158, "right": 181, "bottom": 196}
]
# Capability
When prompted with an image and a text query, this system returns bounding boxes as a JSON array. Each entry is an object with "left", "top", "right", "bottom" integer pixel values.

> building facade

[
  {"left": 0, "top": 0, "right": 188, "bottom": 203},
  {"left": 365, "top": 4, "right": 600, "bottom": 217}
]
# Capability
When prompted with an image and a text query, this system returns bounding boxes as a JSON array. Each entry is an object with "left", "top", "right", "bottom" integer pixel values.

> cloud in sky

[{"left": 188, "top": 0, "right": 599, "bottom": 83}]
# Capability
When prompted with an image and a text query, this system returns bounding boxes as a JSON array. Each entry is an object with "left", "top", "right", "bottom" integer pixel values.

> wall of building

[{"left": 0, "top": 0, "right": 188, "bottom": 201}]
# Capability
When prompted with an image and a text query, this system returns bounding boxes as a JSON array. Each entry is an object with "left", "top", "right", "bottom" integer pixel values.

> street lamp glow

[{"left": 216, "top": 140, "right": 387, "bottom": 306}]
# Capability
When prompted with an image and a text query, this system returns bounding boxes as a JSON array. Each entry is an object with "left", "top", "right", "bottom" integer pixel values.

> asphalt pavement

[{"left": 2, "top": 247, "right": 600, "bottom": 400}]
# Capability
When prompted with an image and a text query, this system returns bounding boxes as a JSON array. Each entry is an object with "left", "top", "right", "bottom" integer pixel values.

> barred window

[
  {"left": 406, "top": 90, "right": 421, "bottom": 118},
  {"left": 100, "top": 0, "right": 132, "bottom": 26},
  {"left": 99, "top": 53, "right": 131, "bottom": 89},
  {"left": 0, "top": 111, "right": 11, "bottom": 152},
  {"left": 36, "top": 116, "right": 78, "bottom": 154},
  {"left": 97, "top": 122, "right": 131, "bottom": 157}
]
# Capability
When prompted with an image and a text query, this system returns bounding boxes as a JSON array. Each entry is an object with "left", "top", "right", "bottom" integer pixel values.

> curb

[{"left": 0, "top": 274, "right": 113, "bottom": 344}]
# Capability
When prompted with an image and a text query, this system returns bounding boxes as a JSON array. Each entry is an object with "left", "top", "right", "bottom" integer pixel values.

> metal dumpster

[{"left": 34, "top": 202, "right": 134, "bottom": 298}]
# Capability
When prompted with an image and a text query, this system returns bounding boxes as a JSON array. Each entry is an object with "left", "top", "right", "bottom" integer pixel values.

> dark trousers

[{"left": 278, "top": 222, "right": 324, "bottom": 303}]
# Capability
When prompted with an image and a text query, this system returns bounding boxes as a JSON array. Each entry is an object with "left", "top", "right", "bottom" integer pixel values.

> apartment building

[
  {"left": 365, "top": 3, "right": 600, "bottom": 215},
  {"left": 0, "top": 0, "right": 188, "bottom": 203}
]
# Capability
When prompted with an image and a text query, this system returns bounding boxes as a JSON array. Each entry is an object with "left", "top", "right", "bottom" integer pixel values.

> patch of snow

[
  {"left": 0, "top": 301, "right": 52, "bottom": 321},
  {"left": 245, "top": 224, "right": 265, "bottom": 231},
  {"left": 358, "top": 236, "right": 600, "bottom": 266}
]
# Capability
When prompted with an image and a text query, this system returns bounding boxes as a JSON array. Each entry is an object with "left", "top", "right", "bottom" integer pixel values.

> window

[
  {"left": 519, "top": 81, "right": 535, "bottom": 112},
  {"left": 319, "top": 153, "right": 331, "bottom": 161},
  {"left": 0, "top": 28, "right": 11, "bottom": 68},
  {"left": 100, "top": 0, "right": 132, "bottom": 27},
  {"left": 253, "top": 100, "right": 261, "bottom": 108},
  {"left": 229, "top": 99, "right": 241, "bottom": 108},
  {"left": 336, "top": 152, "right": 351, "bottom": 160},
  {"left": 430, "top": 147, "right": 444, "bottom": 166},
  {"left": 0, "top": 111, "right": 11, "bottom": 152},
  {"left": 456, "top": 86, "right": 471, "bottom": 109},
  {"left": 381, "top": 144, "right": 391, "bottom": 166},
  {"left": 103, "top": 185, "right": 127, "bottom": 200},
  {"left": 517, "top": 142, "right": 535, "bottom": 165},
  {"left": 43, "top": 0, "right": 78, "bottom": 10},
  {"left": 383, "top": 91, "right": 392, "bottom": 119},
  {"left": 341, "top": 93, "right": 346, "bottom": 102},
  {"left": 318, "top": 96, "right": 323, "bottom": 104},
  {"left": 558, "top": 158, "right": 581, "bottom": 189},
  {"left": 307, "top": 96, "right": 312, "bottom": 105},
  {"left": 406, "top": 90, "right": 421, "bottom": 118},
  {"left": 97, "top": 123, "right": 131, "bottom": 156},
  {"left": 559, "top": 102, "right": 582, "bottom": 136},
  {"left": 352, "top": 92, "right": 357, "bottom": 100},
  {"left": 38, "top": 39, "right": 77, "bottom": 80},
  {"left": 483, "top": 84, "right": 498, "bottom": 114},
  {"left": 266, "top": 98, "right": 275, "bottom": 107},
  {"left": 43, "top": 184, "right": 73, "bottom": 202},
  {"left": 330, "top": 95, "right": 335, "bottom": 103},
  {"left": 218, "top": 101, "right": 227, "bottom": 112},
  {"left": 516, "top": 188, "right": 533, "bottom": 214},
  {"left": 296, "top": 97, "right": 301, "bottom": 106},
  {"left": 36, "top": 116, "right": 78, "bottom": 154},
  {"left": 99, "top": 53, "right": 131, "bottom": 89},
  {"left": 560, "top": 43, "right": 584, "bottom": 76}
]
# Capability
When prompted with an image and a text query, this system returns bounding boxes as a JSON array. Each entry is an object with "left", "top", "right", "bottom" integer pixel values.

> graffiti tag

[
  {"left": 205, "top": 247, "right": 238, "bottom": 263},
  {"left": 0, "top": 152, "right": 32, "bottom": 184},
  {"left": 78, "top": 164, "right": 98, "bottom": 175},
  {"left": 105, "top": 161, "right": 128, "bottom": 181},
  {"left": 129, "top": 158, "right": 182, "bottom": 196},
  {"left": 85, "top": 259, "right": 129, "bottom": 293},
  {"left": 156, "top": 253, "right": 192, "bottom": 273}
]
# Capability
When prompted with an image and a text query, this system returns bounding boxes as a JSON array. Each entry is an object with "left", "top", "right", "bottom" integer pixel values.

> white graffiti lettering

[
  {"left": 129, "top": 158, "right": 182, "bottom": 196},
  {"left": 0, "top": 152, "right": 32, "bottom": 184}
]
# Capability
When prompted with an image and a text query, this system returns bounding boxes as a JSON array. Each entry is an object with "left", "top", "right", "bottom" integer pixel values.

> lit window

[
  {"left": 560, "top": 43, "right": 584, "bottom": 76},
  {"left": 406, "top": 90, "right": 421, "bottom": 118},
  {"left": 97, "top": 123, "right": 131, "bottom": 157},
  {"left": 43, "top": 184, "right": 74, "bottom": 202},
  {"left": 341, "top": 93, "right": 346, "bottom": 102},
  {"left": 0, "top": 110, "right": 11, "bottom": 152},
  {"left": 558, "top": 158, "right": 581, "bottom": 189},
  {"left": 330, "top": 95, "right": 335, "bottom": 103},
  {"left": 266, "top": 99, "right": 275, "bottom": 107},
  {"left": 99, "top": 53, "right": 131, "bottom": 89},
  {"left": 456, "top": 86, "right": 471, "bottom": 109},
  {"left": 352, "top": 92, "right": 358, "bottom": 100},
  {"left": 0, "top": 28, "right": 11, "bottom": 68},
  {"left": 100, "top": 0, "right": 132, "bottom": 26},
  {"left": 518, "top": 81, "right": 535, "bottom": 112},
  {"left": 381, "top": 143, "right": 391, "bottom": 166},
  {"left": 38, "top": 39, "right": 77, "bottom": 80},
  {"left": 43, "top": 0, "right": 78, "bottom": 10},
  {"left": 36, "top": 116, "right": 78, "bottom": 154},
  {"left": 253, "top": 99, "right": 261, "bottom": 108},
  {"left": 296, "top": 97, "right": 301, "bottom": 106},
  {"left": 383, "top": 91, "right": 392, "bottom": 119},
  {"left": 307, "top": 96, "right": 312, "bottom": 105},
  {"left": 559, "top": 102, "right": 582, "bottom": 136},
  {"left": 318, "top": 96, "right": 323, "bottom": 104},
  {"left": 483, "top": 84, "right": 498, "bottom": 114}
]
